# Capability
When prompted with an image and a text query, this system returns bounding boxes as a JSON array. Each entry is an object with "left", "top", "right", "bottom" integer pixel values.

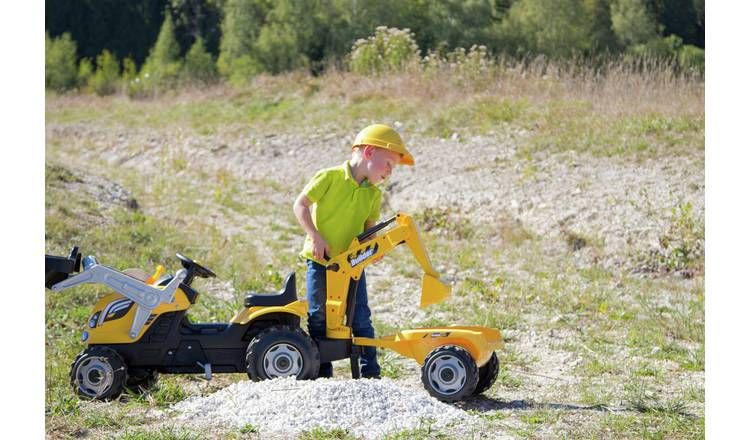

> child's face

[{"left": 364, "top": 146, "right": 401, "bottom": 185}]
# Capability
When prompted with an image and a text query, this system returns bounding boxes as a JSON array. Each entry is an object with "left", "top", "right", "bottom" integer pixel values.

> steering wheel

[{"left": 175, "top": 253, "right": 217, "bottom": 279}]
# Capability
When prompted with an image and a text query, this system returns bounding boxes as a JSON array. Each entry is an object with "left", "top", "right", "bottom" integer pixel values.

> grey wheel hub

[
  {"left": 427, "top": 354, "right": 467, "bottom": 395},
  {"left": 263, "top": 343, "right": 303, "bottom": 378},
  {"left": 76, "top": 357, "right": 114, "bottom": 397}
]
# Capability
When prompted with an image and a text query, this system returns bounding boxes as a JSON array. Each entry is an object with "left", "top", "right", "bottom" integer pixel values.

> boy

[{"left": 293, "top": 123, "right": 414, "bottom": 378}]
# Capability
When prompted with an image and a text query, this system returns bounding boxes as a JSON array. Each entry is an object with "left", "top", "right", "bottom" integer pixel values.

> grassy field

[{"left": 46, "top": 62, "right": 704, "bottom": 439}]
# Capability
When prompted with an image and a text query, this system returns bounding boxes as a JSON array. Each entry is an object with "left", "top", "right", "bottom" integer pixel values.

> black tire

[
  {"left": 245, "top": 325, "right": 320, "bottom": 381},
  {"left": 472, "top": 352, "right": 499, "bottom": 396},
  {"left": 421, "top": 345, "right": 479, "bottom": 402},
  {"left": 70, "top": 346, "right": 127, "bottom": 400},
  {"left": 126, "top": 368, "right": 159, "bottom": 393}
]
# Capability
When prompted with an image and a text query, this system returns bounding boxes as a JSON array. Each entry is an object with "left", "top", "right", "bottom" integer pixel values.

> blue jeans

[{"left": 306, "top": 259, "right": 380, "bottom": 378}]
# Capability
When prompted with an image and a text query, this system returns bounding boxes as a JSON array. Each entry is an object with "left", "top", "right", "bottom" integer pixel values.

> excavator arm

[{"left": 324, "top": 212, "right": 451, "bottom": 338}]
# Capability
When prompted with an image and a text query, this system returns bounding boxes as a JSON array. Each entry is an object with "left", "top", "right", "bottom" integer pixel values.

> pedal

[{"left": 197, "top": 361, "right": 212, "bottom": 381}]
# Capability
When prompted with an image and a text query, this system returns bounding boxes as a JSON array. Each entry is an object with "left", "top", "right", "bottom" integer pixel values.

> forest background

[{"left": 46, "top": 0, "right": 705, "bottom": 94}]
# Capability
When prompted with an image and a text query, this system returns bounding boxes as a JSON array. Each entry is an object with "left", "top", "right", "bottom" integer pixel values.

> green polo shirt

[{"left": 300, "top": 161, "right": 382, "bottom": 264}]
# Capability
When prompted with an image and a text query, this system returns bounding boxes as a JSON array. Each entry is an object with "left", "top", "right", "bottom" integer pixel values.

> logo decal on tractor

[
  {"left": 102, "top": 299, "right": 133, "bottom": 323},
  {"left": 348, "top": 244, "right": 379, "bottom": 267}
]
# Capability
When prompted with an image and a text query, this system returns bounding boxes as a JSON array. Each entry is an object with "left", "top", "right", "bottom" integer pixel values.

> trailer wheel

[
  {"left": 246, "top": 325, "right": 320, "bottom": 381},
  {"left": 472, "top": 352, "right": 499, "bottom": 396},
  {"left": 421, "top": 345, "right": 479, "bottom": 402},
  {"left": 70, "top": 346, "right": 127, "bottom": 400},
  {"left": 126, "top": 368, "right": 159, "bottom": 393}
]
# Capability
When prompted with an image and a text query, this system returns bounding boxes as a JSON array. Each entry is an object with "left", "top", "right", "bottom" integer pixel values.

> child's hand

[{"left": 311, "top": 233, "right": 331, "bottom": 261}]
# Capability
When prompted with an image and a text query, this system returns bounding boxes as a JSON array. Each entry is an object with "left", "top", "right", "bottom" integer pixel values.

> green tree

[
  {"left": 182, "top": 37, "right": 218, "bottom": 82},
  {"left": 217, "top": 0, "right": 269, "bottom": 80},
  {"left": 142, "top": 9, "right": 182, "bottom": 76},
  {"left": 89, "top": 50, "right": 121, "bottom": 96},
  {"left": 499, "top": 0, "right": 594, "bottom": 58},
  {"left": 610, "top": 0, "right": 662, "bottom": 47},
  {"left": 253, "top": 0, "right": 326, "bottom": 73},
  {"left": 253, "top": 22, "right": 307, "bottom": 73},
  {"left": 46, "top": 32, "right": 79, "bottom": 91},
  {"left": 583, "top": 0, "right": 620, "bottom": 53},
  {"left": 422, "top": 0, "right": 504, "bottom": 54}
]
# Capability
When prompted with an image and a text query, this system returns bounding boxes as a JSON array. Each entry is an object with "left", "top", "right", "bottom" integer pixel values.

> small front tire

[
  {"left": 421, "top": 345, "right": 479, "bottom": 402},
  {"left": 246, "top": 325, "right": 320, "bottom": 381},
  {"left": 70, "top": 346, "right": 127, "bottom": 400}
]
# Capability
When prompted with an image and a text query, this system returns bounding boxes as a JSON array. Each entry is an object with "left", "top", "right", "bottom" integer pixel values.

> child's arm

[
  {"left": 293, "top": 193, "right": 330, "bottom": 261},
  {"left": 363, "top": 220, "right": 376, "bottom": 239}
]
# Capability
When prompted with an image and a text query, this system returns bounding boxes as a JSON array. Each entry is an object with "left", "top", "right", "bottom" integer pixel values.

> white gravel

[{"left": 172, "top": 377, "right": 475, "bottom": 438}]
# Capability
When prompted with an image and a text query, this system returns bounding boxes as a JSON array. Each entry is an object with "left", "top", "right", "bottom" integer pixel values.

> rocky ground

[{"left": 46, "top": 105, "right": 704, "bottom": 438}]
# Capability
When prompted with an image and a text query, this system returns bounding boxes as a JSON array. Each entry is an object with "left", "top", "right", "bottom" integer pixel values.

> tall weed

[{"left": 349, "top": 27, "right": 420, "bottom": 74}]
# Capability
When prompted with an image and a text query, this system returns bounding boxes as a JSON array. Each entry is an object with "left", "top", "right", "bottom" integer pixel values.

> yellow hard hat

[{"left": 352, "top": 124, "right": 414, "bottom": 166}]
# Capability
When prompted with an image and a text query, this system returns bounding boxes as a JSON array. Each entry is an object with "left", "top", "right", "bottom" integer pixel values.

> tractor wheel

[
  {"left": 245, "top": 325, "right": 320, "bottom": 381},
  {"left": 421, "top": 345, "right": 479, "bottom": 402},
  {"left": 70, "top": 346, "right": 127, "bottom": 400},
  {"left": 126, "top": 368, "right": 159, "bottom": 393},
  {"left": 472, "top": 352, "right": 499, "bottom": 396}
]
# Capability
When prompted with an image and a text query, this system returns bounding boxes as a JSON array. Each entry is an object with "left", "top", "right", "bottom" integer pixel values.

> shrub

[
  {"left": 225, "top": 55, "right": 263, "bottom": 86},
  {"left": 121, "top": 56, "right": 138, "bottom": 84},
  {"left": 89, "top": 50, "right": 120, "bottom": 96},
  {"left": 349, "top": 26, "right": 420, "bottom": 74},
  {"left": 678, "top": 44, "right": 704, "bottom": 73},
  {"left": 76, "top": 58, "right": 93, "bottom": 91},
  {"left": 45, "top": 32, "right": 78, "bottom": 92},
  {"left": 182, "top": 37, "right": 218, "bottom": 84},
  {"left": 628, "top": 34, "right": 704, "bottom": 74},
  {"left": 629, "top": 34, "right": 683, "bottom": 59}
]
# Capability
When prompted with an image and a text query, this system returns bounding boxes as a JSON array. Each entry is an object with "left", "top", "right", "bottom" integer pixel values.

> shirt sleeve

[
  {"left": 301, "top": 169, "right": 331, "bottom": 203},
  {"left": 367, "top": 190, "right": 382, "bottom": 224}
]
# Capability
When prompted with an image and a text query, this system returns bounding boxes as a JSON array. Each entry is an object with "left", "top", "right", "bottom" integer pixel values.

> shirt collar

[{"left": 344, "top": 161, "right": 371, "bottom": 188}]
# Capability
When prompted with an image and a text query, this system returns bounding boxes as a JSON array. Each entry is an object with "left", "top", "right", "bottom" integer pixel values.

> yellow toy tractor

[{"left": 45, "top": 213, "right": 503, "bottom": 402}]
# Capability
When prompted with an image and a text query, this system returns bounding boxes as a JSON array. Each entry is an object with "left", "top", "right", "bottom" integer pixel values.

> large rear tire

[
  {"left": 421, "top": 345, "right": 479, "bottom": 402},
  {"left": 126, "top": 368, "right": 159, "bottom": 393},
  {"left": 245, "top": 325, "right": 320, "bottom": 381},
  {"left": 472, "top": 352, "right": 499, "bottom": 396},
  {"left": 70, "top": 346, "right": 127, "bottom": 400}
]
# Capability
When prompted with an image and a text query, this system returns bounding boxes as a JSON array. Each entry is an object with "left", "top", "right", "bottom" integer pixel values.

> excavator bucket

[{"left": 420, "top": 273, "right": 451, "bottom": 307}]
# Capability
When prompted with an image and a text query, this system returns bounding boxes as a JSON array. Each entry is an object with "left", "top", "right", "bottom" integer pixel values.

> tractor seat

[{"left": 244, "top": 272, "right": 297, "bottom": 307}]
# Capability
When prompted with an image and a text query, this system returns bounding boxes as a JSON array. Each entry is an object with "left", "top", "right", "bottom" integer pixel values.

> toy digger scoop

[
  {"left": 420, "top": 272, "right": 451, "bottom": 307},
  {"left": 406, "top": 223, "right": 452, "bottom": 307}
]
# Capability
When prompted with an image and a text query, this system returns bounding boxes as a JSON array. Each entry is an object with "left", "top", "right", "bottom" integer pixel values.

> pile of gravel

[{"left": 172, "top": 377, "right": 475, "bottom": 438}]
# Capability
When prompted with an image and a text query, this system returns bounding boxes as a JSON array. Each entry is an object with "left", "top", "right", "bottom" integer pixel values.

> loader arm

[{"left": 324, "top": 212, "right": 451, "bottom": 338}]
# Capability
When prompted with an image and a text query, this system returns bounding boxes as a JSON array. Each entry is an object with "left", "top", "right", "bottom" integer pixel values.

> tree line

[{"left": 46, "top": 0, "right": 704, "bottom": 93}]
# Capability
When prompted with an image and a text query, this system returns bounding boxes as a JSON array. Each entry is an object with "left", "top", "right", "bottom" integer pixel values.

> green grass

[
  {"left": 119, "top": 426, "right": 203, "bottom": 440},
  {"left": 383, "top": 418, "right": 450, "bottom": 440},
  {"left": 299, "top": 427, "right": 358, "bottom": 440}
]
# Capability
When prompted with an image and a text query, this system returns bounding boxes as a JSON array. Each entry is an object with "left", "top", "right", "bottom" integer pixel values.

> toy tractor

[{"left": 45, "top": 213, "right": 502, "bottom": 402}]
